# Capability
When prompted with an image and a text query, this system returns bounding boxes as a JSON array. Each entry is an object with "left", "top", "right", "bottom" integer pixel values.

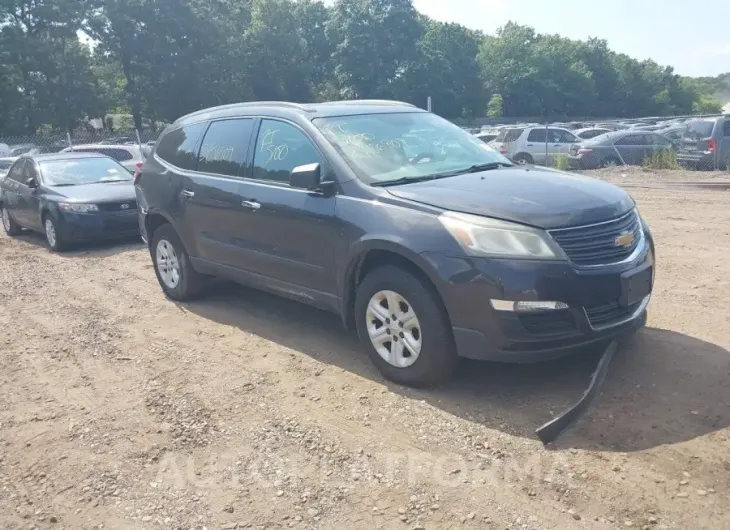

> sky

[{"left": 409, "top": 0, "right": 729, "bottom": 77}]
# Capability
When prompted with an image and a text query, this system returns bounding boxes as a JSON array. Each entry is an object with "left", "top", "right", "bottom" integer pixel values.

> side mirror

[
  {"left": 290, "top": 163, "right": 321, "bottom": 190},
  {"left": 26, "top": 178, "right": 38, "bottom": 189}
]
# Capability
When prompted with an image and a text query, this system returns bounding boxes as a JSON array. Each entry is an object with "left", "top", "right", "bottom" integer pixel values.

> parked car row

[
  {"left": 472, "top": 114, "right": 730, "bottom": 170},
  {"left": 2, "top": 100, "right": 657, "bottom": 388}
]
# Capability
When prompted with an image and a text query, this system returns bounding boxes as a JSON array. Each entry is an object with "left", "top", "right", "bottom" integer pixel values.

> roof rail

[
  {"left": 237, "top": 101, "right": 312, "bottom": 110},
  {"left": 319, "top": 99, "right": 417, "bottom": 108}
]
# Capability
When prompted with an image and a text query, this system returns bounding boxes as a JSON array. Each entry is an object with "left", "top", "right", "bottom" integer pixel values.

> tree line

[{"left": 0, "top": 0, "right": 726, "bottom": 136}]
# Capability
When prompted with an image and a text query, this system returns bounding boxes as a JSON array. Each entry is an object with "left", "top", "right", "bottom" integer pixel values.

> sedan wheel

[
  {"left": 155, "top": 239, "right": 181, "bottom": 289},
  {"left": 366, "top": 290, "right": 422, "bottom": 368},
  {"left": 45, "top": 218, "right": 57, "bottom": 247},
  {"left": 2, "top": 208, "right": 10, "bottom": 231}
]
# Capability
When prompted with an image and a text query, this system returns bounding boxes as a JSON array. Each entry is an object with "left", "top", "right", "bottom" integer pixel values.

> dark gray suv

[
  {"left": 677, "top": 116, "right": 730, "bottom": 170},
  {"left": 136, "top": 100, "right": 654, "bottom": 386}
]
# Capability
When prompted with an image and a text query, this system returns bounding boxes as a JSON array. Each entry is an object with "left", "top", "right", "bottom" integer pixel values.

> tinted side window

[
  {"left": 527, "top": 129, "right": 546, "bottom": 142},
  {"left": 197, "top": 119, "right": 255, "bottom": 177},
  {"left": 156, "top": 123, "right": 207, "bottom": 170},
  {"left": 553, "top": 129, "right": 577, "bottom": 143},
  {"left": 615, "top": 135, "right": 641, "bottom": 146},
  {"left": 650, "top": 135, "right": 671, "bottom": 146},
  {"left": 252, "top": 120, "right": 321, "bottom": 184},
  {"left": 6, "top": 160, "right": 27, "bottom": 183},
  {"left": 723, "top": 120, "right": 730, "bottom": 137}
]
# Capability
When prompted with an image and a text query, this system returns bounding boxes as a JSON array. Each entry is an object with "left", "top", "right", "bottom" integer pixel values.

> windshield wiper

[
  {"left": 372, "top": 162, "right": 513, "bottom": 187},
  {"left": 371, "top": 175, "right": 443, "bottom": 187},
  {"left": 458, "top": 162, "right": 513, "bottom": 173}
]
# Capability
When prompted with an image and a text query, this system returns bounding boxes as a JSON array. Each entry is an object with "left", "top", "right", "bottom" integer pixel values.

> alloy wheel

[
  {"left": 45, "top": 218, "right": 57, "bottom": 248},
  {"left": 365, "top": 290, "right": 422, "bottom": 368},
  {"left": 156, "top": 239, "right": 181, "bottom": 289}
]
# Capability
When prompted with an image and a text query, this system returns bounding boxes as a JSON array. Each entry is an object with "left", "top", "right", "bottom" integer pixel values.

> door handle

[
  {"left": 241, "top": 200, "right": 261, "bottom": 210},
  {"left": 526, "top": 144, "right": 534, "bottom": 146},
  {"left": 181, "top": 189, "right": 195, "bottom": 198}
]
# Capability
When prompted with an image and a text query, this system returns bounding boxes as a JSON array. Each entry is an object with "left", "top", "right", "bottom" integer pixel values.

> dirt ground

[{"left": 1, "top": 168, "right": 729, "bottom": 530}]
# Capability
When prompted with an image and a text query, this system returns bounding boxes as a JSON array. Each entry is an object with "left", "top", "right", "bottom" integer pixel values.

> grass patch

[
  {"left": 553, "top": 155, "right": 570, "bottom": 170},
  {"left": 643, "top": 149, "right": 680, "bottom": 170}
]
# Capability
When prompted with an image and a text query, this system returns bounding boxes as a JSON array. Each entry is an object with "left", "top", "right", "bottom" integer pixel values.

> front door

[
  {"left": 613, "top": 134, "right": 647, "bottom": 165},
  {"left": 233, "top": 119, "right": 338, "bottom": 301},
  {"left": 548, "top": 128, "right": 579, "bottom": 165},
  {"left": 17, "top": 161, "right": 42, "bottom": 230}
]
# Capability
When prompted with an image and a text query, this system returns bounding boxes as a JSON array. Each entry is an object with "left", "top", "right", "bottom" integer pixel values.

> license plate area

[{"left": 620, "top": 264, "right": 652, "bottom": 307}]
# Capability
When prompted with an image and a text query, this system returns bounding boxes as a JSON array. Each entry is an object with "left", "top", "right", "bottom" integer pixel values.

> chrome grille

[
  {"left": 549, "top": 210, "right": 641, "bottom": 266},
  {"left": 97, "top": 201, "right": 138, "bottom": 212}
]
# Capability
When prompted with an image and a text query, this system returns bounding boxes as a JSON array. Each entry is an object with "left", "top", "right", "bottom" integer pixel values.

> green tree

[
  {"left": 397, "top": 21, "right": 484, "bottom": 118},
  {"left": 487, "top": 94, "right": 504, "bottom": 117},
  {"left": 328, "top": 0, "right": 423, "bottom": 99}
]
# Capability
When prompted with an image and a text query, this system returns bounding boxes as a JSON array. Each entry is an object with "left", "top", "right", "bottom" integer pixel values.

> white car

[
  {"left": 492, "top": 126, "right": 580, "bottom": 166},
  {"left": 61, "top": 144, "right": 148, "bottom": 173}
]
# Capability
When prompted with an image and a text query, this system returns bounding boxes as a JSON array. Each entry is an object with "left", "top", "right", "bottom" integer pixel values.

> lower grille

[
  {"left": 585, "top": 300, "right": 640, "bottom": 328},
  {"left": 519, "top": 311, "right": 576, "bottom": 335},
  {"left": 549, "top": 210, "right": 642, "bottom": 266}
]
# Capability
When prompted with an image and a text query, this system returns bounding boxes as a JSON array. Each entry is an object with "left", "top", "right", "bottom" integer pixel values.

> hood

[
  {"left": 43, "top": 180, "right": 136, "bottom": 203},
  {"left": 385, "top": 166, "right": 634, "bottom": 229}
]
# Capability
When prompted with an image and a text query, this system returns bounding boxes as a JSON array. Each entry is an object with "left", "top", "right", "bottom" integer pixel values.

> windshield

[
  {"left": 39, "top": 157, "right": 132, "bottom": 186},
  {"left": 314, "top": 112, "right": 512, "bottom": 185},
  {"left": 683, "top": 120, "right": 714, "bottom": 140}
]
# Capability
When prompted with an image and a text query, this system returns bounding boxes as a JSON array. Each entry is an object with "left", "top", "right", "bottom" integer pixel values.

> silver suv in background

[
  {"left": 62, "top": 143, "right": 149, "bottom": 173},
  {"left": 493, "top": 127, "right": 579, "bottom": 165},
  {"left": 677, "top": 117, "right": 730, "bottom": 170}
]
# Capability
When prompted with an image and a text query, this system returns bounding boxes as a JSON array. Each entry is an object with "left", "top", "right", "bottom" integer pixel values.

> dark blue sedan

[{"left": 0, "top": 153, "right": 139, "bottom": 251}]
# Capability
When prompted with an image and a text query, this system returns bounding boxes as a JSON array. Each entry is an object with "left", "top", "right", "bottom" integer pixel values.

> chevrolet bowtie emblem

[{"left": 615, "top": 232, "right": 634, "bottom": 248}]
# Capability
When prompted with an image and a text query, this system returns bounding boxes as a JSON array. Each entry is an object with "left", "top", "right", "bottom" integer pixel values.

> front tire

[
  {"left": 150, "top": 223, "right": 207, "bottom": 301},
  {"left": 1, "top": 206, "right": 22, "bottom": 236},
  {"left": 354, "top": 265, "right": 458, "bottom": 387},
  {"left": 43, "top": 215, "right": 65, "bottom": 252}
]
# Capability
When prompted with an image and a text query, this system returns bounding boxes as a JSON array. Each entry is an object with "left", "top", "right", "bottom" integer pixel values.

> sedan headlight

[
  {"left": 439, "top": 211, "right": 563, "bottom": 259},
  {"left": 58, "top": 202, "right": 99, "bottom": 213}
]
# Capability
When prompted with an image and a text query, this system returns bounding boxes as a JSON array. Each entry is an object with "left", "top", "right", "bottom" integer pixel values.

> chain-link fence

[
  {"left": 0, "top": 129, "right": 161, "bottom": 158},
  {"left": 461, "top": 113, "right": 730, "bottom": 172}
]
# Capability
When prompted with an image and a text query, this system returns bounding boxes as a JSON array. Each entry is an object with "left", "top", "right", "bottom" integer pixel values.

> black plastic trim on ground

[{"left": 535, "top": 340, "right": 617, "bottom": 444}]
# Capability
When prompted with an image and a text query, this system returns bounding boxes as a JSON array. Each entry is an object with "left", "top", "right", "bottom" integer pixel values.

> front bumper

[
  {"left": 57, "top": 210, "right": 140, "bottom": 241},
  {"left": 421, "top": 237, "right": 654, "bottom": 363}
]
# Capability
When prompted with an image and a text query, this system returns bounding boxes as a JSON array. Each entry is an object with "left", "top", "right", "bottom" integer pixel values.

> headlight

[
  {"left": 439, "top": 211, "right": 563, "bottom": 259},
  {"left": 58, "top": 202, "right": 99, "bottom": 213}
]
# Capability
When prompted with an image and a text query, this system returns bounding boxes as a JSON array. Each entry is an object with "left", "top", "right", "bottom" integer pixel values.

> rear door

[{"left": 181, "top": 117, "right": 257, "bottom": 268}]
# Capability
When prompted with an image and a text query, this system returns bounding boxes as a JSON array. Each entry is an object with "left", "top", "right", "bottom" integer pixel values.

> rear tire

[
  {"left": 601, "top": 156, "right": 621, "bottom": 168},
  {"left": 354, "top": 265, "right": 458, "bottom": 387},
  {"left": 513, "top": 153, "right": 534, "bottom": 165},
  {"left": 1, "top": 206, "right": 22, "bottom": 236},
  {"left": 150, "top": 223, "right": 207, "bottom": 301}
]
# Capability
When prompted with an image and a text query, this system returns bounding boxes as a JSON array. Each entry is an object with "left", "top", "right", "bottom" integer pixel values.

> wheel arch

[{"left": 340, "top": 239, "right": 448, "bottom": 332}]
